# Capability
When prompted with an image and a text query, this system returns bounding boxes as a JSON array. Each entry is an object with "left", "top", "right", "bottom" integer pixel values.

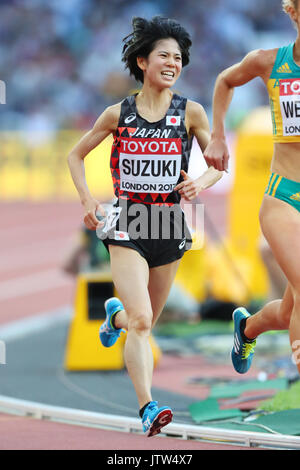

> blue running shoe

[
  {"left": 142, "top": 401, "right": 173, "bottom": 437},
  {"left": 231, "top": 307, "right": 256, "bottom": 374},
  {"left": 99, "top": 297, "right": 125, "bottom": 348}
]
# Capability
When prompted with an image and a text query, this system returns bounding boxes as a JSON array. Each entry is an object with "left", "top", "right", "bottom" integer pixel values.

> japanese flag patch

[
  {"left": 166, "top": 115, "right": 181, "bottom": 126},
  {"left": 114, "top": 230, "right": 130, "bottom": 241}
]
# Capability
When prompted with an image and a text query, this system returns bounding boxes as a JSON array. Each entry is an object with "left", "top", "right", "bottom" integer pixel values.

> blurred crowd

[{"left": 0, "top": 0, "right": 296, "bottom": 133}]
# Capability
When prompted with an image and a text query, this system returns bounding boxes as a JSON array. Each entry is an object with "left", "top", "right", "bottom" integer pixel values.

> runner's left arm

[{"left": 174, "top": 101, "right": 223, "bottom": 201}]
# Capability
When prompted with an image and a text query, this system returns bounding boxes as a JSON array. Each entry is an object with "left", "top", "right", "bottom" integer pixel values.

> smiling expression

[{"left": 137, "top": 38, "right": 183, "bottom": 89}]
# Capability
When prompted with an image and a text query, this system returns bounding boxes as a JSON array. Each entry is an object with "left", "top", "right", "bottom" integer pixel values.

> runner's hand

[
  {"left": 203, "top": 137, "right": 229, "bottom": 172},
  {"left": 174, "top": 170, "right": 201, "bottom": 201},
  {"left": 83, "top": 198, "right": 106, "bottom": 231}
]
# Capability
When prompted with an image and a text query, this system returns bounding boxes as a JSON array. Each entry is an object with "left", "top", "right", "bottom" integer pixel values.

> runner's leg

[
  {"left": 114, "top": 259, "right": 182, "bottom": 330},
  {"left": 148, "top": 259, "right": 182, "bottom": 327},
  {"left": 245, "top": 283, "right": 293, "bottom": 339},
  {"left": 245, "top": 196, "right": 300, "bottom": 372},
  {"left": 108, "top": 245, "right": 153, "bottom": 408},
  {"left": 144, "top": 258, "right": 181, "bottom": 387}
]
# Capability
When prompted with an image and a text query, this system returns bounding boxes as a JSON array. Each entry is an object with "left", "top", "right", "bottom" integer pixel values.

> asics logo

[
  {"left": 124, "top": 113, "right": 136, "bottom": 124},
  {"left": 144, "top": 417, "right": 151, "bottom": 429},
  {"left": 100, "top": 323, "right": 110, "bottom": 334},
  {"left": 178, "top": 238, "right": 186, "bottom": 250}
]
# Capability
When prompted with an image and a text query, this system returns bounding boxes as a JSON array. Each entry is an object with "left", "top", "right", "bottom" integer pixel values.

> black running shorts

[{"left": 100, "top": 199, "right": 192, "bottom": 268}]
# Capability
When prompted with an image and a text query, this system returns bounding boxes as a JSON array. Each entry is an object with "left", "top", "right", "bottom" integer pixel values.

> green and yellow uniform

[{"left": 265, "top": 43, "right": 300, "bottom": 211}]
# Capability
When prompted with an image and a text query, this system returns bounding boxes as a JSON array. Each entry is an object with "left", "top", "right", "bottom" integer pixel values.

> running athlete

[
  {"left": 68, "top": 16, "right": 223, "bottom": 436},
  {"left": 204, "top": 0, "right": 300, "bottom": 375}
]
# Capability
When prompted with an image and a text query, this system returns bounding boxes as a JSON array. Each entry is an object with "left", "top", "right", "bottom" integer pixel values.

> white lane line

[
  {"left": 0, "top": 395, "right": 299, "bottom": 448},
  {"left": 0, "top": 308, "right": 299, "bottom": 448}
]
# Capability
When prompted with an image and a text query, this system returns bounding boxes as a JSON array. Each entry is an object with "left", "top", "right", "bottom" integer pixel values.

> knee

[{"left": 128, "top": 312, "right": 153, "bottom": 335}]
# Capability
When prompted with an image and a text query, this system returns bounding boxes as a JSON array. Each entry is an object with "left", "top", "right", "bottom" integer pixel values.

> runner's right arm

[
  {"left": 68, "top": 104, "right": 120, "bottom": 230},
  {"left": 204, "top": 49, "right": 270, "bottom": 172}
]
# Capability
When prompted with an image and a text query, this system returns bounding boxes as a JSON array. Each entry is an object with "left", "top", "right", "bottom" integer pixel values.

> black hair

[{"left": 122, "top": 16, "right": 192, "bottom": 83}]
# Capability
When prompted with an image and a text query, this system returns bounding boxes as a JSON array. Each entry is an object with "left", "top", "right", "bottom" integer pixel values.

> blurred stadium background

[
  {"left": 0, "top": 0, "right": 295, "bottom": 137},
  {"left": 0, "top": 0, "right": 299, "bottom": 450},
  {"left": 1, "top": 0, "right": 294, "bottom": 303}
]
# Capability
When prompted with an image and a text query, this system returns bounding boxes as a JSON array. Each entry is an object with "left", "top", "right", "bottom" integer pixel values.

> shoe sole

[{"left": 146, "top": 409, "right": 173, "bottom": 437}]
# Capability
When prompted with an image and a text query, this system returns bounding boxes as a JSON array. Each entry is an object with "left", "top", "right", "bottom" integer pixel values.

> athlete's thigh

[
  {"left": 260, "top": 195, "right": 300, "bottom": 290},
  {"left": 148, "top": 259, "right": 181, "bottom": 326},
  {"left": 108, "top": 245, "right": 153, "bottom": 319}
]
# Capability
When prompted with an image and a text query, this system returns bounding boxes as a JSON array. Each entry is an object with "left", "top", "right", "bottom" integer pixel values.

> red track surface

[
  {"left": 0, "top": 412, "right": 252, "bottom": 451},
  {"left": 0, "top": 199, "right": 263, "bottom": 450}
]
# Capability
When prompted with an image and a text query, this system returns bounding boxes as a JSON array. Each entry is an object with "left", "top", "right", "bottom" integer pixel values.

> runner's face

[{"left": 139, "top": 38, "right": 183, "bottom": 88}]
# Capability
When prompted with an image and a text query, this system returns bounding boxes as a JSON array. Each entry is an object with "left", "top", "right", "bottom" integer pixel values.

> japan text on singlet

[
  {"left": 268, "top": 43, "right": 300, "bottom": 142},
  {"left": 110, "top": 93, "right": 193, "bottom": 205}
]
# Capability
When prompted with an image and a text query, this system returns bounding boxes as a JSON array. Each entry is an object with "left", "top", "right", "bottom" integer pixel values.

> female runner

[
  {"left": 68, "top": 16, "right": 222, "bottom": 436},
  {"left": 204, "top": 0, "right": 300, "bottom": 375}
]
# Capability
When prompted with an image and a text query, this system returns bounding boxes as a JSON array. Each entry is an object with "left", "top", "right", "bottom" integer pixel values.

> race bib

[
  {"left": 119, "top": 137, "right": 182, "bottom": 194},
  {"left": 279, "top": 78, "right": 300, "bottom": 136}
]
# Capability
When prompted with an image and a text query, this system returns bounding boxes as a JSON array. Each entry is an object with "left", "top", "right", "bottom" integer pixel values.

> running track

[{"left": 0, "top": 197, "right": 263, "bottom": 450}]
